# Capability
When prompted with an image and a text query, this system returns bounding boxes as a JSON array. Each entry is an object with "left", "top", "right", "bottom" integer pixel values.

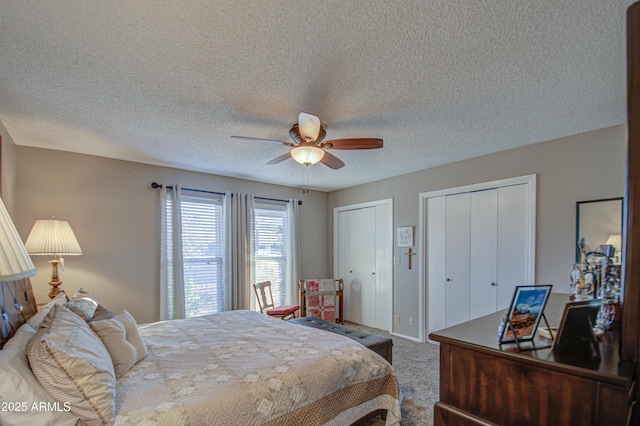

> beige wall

[
  {"left": 0, "top": 121, "right": 18, "bottom": 214},
  {"left": 11, "top": 125, "right": 627, "bottom": 336},
  {"left": 329, "top": 125, "right": 627, "bottom": 339},
  {"left": 15, "top": 147, "right": 329, "bottom": 323}
]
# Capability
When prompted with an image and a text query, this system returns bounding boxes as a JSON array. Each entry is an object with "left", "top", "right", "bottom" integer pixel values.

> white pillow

[
  {"left": 0, "top": 325, "right": 78, "bottom": 426},
  {"left": 91, "top": 310, "right": 147, "bottom": 377},
  {"left": 3, "top": 323, "right": 36, "bottom": 352},
  {"left": 26, "top": 291, "right": 67, "bottom": 329},
  {"left": 26, "top": 304, "right": 116, "bottom": 426}
]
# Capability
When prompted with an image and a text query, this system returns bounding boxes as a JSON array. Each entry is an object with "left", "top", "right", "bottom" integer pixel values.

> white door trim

[
  {"left": 418, "top": 174, "right": 536, "bottom": 343},
  {"left": 334, "top": 198, "right": 394, "bottom": 332}
]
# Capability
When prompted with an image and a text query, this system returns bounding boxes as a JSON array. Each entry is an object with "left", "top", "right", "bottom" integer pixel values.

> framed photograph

[
  {"left": 397, "top": 226, "right": 414, "bottom": 247},
  {"left": 552, "top": 299, "right": 602, "bottom": 351},
  {"left": 499, "top": 285, "right": 553, "bottom": 344}
]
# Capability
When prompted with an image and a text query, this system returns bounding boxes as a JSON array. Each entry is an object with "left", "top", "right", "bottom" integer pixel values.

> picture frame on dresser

[
  {"left": 499, "top": 285, "right": 553, "bottom": 347},
  {"left": 552, "top": 299, "right": 602, "bottom": 354}
]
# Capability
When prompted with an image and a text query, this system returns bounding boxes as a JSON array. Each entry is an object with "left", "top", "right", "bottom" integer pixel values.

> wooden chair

[{"left": 253, "top": 281, "right": 300, "bottom": 320}]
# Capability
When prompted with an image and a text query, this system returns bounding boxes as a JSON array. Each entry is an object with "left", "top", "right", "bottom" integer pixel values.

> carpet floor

[{"left": 344, "top": 322, "right": 441, "bottom": 426}]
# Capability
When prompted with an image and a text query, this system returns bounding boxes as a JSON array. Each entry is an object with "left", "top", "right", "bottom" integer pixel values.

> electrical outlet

[
  {"left": 395, "top": 315, "right": 400, "bottom": 324},
  {"left": 409, "top": 317, "right": 415, "bottom": 326},
  {"left": 393, "top": 257, "right": 401, "bottom": 265}
]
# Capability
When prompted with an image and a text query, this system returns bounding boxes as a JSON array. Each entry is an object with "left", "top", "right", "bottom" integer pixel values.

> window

[
  {"left": 166, "top": 193, "right": 224, "bottom": 318},
  {"left": 162, "top": 190, "right": 294, "bottom": 318},
  {"left": 254, "top": 202, "right": 288, "bottom": 310}
]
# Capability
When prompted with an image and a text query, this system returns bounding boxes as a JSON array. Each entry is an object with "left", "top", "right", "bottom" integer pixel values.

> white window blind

[
  {"left": 254, "top": 203, "right": 288, "bottom": 309},
  {"left": 166, "top": 193, "right": 224, "bottom": 318}
]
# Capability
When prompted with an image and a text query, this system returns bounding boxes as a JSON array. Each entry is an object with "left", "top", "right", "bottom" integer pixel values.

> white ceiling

[{"left": 0, "top": 1, "right": 633, "bottom": 192}]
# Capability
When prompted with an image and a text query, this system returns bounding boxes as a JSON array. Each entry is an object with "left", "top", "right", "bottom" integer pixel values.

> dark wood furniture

[
  {"left": 429, "top": 294, "right": 634, "bottom": 425},
  {"left": 298, "top": 279, "right": 344, "bottom": 324},
  {"left": 290, "top": 316, "right": 393, "bottom": 364},
  {"left": 620, "top": 3, "right": 640, "bottom": 422}
]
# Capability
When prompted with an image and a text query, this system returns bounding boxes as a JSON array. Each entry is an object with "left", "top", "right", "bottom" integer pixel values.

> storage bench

[{"left": 290, "top": 316, "right": 393, "bottom": 364}]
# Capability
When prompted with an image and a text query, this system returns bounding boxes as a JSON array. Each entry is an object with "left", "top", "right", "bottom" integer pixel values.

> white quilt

[{"left": 114, "top": 310, "right": 400, "bottom": 425}]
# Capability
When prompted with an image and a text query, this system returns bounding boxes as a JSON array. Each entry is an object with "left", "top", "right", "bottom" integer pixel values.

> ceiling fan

[{"left": 231, "top": 112, "right": 383, "bottom": 169}]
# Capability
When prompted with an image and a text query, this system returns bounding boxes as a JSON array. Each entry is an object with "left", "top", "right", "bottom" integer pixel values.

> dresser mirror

[{"left": 575, "top": 197, "right": 623, "bottom": 263}]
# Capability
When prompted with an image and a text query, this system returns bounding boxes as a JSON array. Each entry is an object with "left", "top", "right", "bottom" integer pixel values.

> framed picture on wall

[
  {"left": 397, "top": 226, "right": 414, "bottom": 247},
  {"left": 499, "top": 285, "right": 553, "bottom": 344}
]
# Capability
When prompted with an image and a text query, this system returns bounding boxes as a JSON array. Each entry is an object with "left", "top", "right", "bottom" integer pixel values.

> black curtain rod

[{"left": 150, "top": 182, "right": 302, "bottom": 205}]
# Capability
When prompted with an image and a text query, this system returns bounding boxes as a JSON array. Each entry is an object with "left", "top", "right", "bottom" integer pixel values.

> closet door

[
  {"left": 337, "top": 209, "right": 352, "bottom": 315},
  {"left": 470, "top": 189, "right": 498, "bottom": 319},
  {"left": 427, "top": 196, "right": 447, "bottom": 334},
  {"left": 374, "top": 204, "right": 392, "bottom": 331},
  {"left": 497, "top": 184, "right": 530, "bottom": 309},
  {"left": 340, "top": 207, "right": 377, "bottom": 327},
  {"left": 444, "top": 193, "right": 471, "bottom": 327}
]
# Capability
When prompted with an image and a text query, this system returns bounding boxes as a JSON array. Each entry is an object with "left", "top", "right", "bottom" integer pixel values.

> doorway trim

[
  {"left": 418, "top": 174, "right": 537, "bottom": 343},
  {"left": 334, "top": 198, "right": 394, "bottom": 332}
]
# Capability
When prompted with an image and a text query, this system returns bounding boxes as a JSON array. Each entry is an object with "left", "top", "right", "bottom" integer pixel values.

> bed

[{"left": 0, "top": 279, "right": 401, "bottom": 426}]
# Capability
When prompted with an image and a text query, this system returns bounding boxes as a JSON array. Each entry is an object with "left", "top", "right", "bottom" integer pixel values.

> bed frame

[{"left": 0, "top": 279, "right": 38, "bottom": 348}]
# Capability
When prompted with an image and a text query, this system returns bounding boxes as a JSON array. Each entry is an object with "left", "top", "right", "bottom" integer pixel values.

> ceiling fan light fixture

[
  {"left": 298, "top": 112, "right": 321, "bottom": 142},
  {"left": 291, "top": 146, "right": 324, "bottom": 165}
]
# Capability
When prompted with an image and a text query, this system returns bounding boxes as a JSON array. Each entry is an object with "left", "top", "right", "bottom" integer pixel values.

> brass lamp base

[
  {"left": 48, "top": 279, "right": 63, "bottom": 299},
  {"left": 48, "top": 258, "right": 63, "bottom": 299}
]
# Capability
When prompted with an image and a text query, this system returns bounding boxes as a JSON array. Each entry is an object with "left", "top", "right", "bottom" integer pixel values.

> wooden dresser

[{"left": 429, "top": 294, "right": 635, "bottom": 425}]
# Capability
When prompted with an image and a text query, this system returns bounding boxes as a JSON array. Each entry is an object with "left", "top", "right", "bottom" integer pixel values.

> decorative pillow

[
  {"left": 91, "top": 310, "right": 147, "bottom": 377},
  {"left": 26, "top": 291, "right": 67, "bottom": 329},
  {"left": 66, "top": 297, "right": 98, "bottom": 321},
  {"left": 0, "top": 324, "right": 78, "bottom": 426},
  {"left": 90, "top": 304, "right": 116, "bottom": 322},
  {"left": 113, "top": 310, "right": 148, "bottom": 363},
  {"left": 26, "top": 304, "right": 116, "bottom": 426}
]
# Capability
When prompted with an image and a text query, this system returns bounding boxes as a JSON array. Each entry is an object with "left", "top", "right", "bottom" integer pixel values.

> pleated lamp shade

[
  {"left": 25, "top": 219, "right": 82, "bottom": 256},
  {"left": 0, "top": 197, "right": 36, "bottom": 281}
]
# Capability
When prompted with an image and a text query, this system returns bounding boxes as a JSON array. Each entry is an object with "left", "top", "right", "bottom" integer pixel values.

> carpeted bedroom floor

[{"left": 345, "top": 322, "right": 441, "bottom": 426}]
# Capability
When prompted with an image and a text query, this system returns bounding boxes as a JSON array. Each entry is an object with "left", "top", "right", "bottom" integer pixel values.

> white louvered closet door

[{"left": 426, "top": 181, "right": 533, "bottom": 339}]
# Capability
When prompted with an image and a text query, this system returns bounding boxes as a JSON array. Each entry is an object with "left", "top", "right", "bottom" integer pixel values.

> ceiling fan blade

[
  {"left": 231, "top": 135, "right": 290, "bottom": 144},
  {"left": 298, "top": 112, "right": 321, "bottom": 142},
  {"left": 320, "top": 151, "right": 345, "bottom": 169},
  {"left": 266, "top": 152, "right": 292, "bottom": 165},
  {"left": 322, "top": 138, "right": 383, "bottom": 150}
]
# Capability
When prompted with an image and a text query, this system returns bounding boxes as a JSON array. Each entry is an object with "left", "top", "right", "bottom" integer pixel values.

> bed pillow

[
  {"left": 66, "top": 296, "right": 98, "bottom": 321},
  {"left": 26, "top": 304, "right": 116, "bottom": 426},
  {"left": 91, "top": 310, "right": 147, "bottom": 377},
  {"left": 0, "top": 324, "right": 78, "bottom": 426},
  {"left": 3, "top": 322, "right": 36, "bottom": 351},
  {"left": 91, "top": 304, "right": 115, "bottom": 322},
  {"left": 66, "top": 287, "right": 100, "bottom": 321},
  {"left": 26, "top": 291, "right": 67, "bottom": 329}
]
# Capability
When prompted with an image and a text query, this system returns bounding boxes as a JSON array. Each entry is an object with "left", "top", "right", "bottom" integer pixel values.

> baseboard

[{"left": 390, "top": 331, "right": 422, "bottom": 343}]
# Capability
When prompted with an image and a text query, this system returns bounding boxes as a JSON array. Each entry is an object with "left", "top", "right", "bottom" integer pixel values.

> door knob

[
  {"left": 446, "top": 278, "right": 452, "bottom": 282},
  {"left": 491, "top": 282, "right": 497, "bottom": 286}
]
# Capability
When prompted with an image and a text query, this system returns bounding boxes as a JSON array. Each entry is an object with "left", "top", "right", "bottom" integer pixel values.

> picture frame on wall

[
  {"left": 499, "top": 285, "right": 553, "bottom": 345},
  {"left": 397, "top": 226, "right": 414, "bottom": 247}
]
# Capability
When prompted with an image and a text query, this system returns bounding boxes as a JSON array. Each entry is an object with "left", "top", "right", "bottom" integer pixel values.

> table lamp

[
  {"left": 0, "top": 197, "right": 36, "bottom": 281},
  {"left": 606, "top": 234, "right": 622, "bottom": 263},
  {"left": 25, "top": 218, "right": 82, "bottom": 299}
]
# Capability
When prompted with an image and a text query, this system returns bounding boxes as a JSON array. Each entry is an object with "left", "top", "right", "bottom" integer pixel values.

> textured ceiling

[{"left": 0, "top": 1, "right": 633, "bottom": 191}]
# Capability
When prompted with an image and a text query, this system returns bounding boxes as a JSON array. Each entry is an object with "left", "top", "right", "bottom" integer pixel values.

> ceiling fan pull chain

[{"left": 302, "top": 165, "right": 309, "bottom": 194}]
